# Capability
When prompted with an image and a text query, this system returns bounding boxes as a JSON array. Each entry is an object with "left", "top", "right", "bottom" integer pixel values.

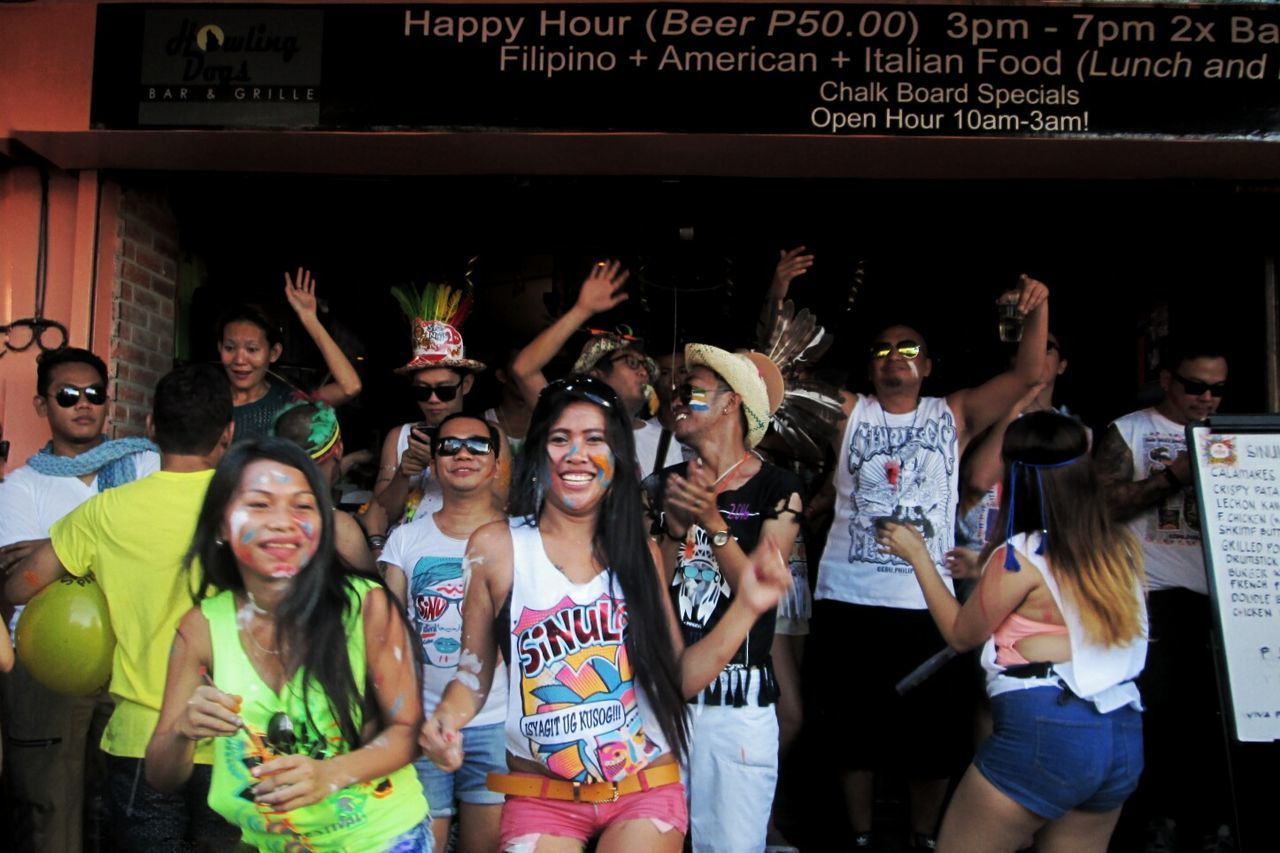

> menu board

[{"left": 1189, "top": 416, "right": 1280, "bottom": 743}]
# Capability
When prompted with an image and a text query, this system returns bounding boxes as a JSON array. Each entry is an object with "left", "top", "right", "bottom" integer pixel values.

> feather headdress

[
  {"left": 755, "top": 299, "right": 845, "bottom": 461},
  {"left": 391, "top": 282, "right": 485, "bottom": 374}
]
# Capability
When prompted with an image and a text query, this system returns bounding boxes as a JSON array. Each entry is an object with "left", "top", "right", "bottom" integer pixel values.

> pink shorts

[{"left": 497, "top": 779, "right": 688, "bottom": 850}]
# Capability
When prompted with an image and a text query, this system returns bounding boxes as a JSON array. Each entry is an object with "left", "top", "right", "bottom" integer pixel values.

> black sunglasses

[
  {"left": 410, "top": 382, "right": 463, "bottom": 403},
  {"left": 435, "top": 436, "right": 495, "bottom": 457},
  {"left": 49, "top": 383, "right": 108, "bottom": 408},
  {"left": 870, "top": 340, "right": 922, "bottom": 360},
  {"left": 1172, "top": 373, "right": 1227, "bottom": 398}
]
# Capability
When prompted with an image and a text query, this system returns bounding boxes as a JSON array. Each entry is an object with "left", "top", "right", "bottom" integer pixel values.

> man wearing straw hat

[{"left": 646, "top": 343, "right": 802, "bottom": 853}]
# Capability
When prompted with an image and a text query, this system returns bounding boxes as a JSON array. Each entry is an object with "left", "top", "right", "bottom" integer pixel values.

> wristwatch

[{"left": 709, "top": 528, "right": 733, "bottom": 548}]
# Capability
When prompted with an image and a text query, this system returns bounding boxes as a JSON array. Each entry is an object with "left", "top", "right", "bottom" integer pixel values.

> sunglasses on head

[
  {"left": 539, "top": 375, "right": 619, "bottom": 410},
  {"left": 1173, "top": 373, "right": 1227, "bottom": 398},
  {"left": 49, "top": 383, "right": 108, "bottom": 408},
  {"left": 870, "top": 340, "right": 922, "bottom": 360},
  {"left": 410, "top": 382, "right": 462, "bottom": 403},
  {"left": 434, "top": 436, "right": 495, "bottom": 457},
  {"left": 674, "top": 382, "right": 729, "bottom": 406}
]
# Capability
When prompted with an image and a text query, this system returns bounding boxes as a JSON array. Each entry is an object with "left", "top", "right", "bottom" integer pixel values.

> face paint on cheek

[
  {"left": 688, "top": 389, "right": 711, "bottom": 412},
  {"left": 590, "top": 450, "right": 615, "bottom": 490}
]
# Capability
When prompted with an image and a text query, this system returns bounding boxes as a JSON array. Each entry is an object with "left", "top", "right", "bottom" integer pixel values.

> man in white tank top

[
  {"left": 812, "top": 276, "right": 1050, "bottom": 849},
  {"left": 1094, "top": 338, "right": 1232, "bottom": 851}
]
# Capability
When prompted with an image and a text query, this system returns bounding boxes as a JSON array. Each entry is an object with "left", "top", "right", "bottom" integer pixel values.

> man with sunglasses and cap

[
  {"left": 812, "top": 276, "right": 1050, "bottom": 851},
  {"left": 0, "top": 347, "right": 159, "bottom": 853},
  {"left": 380, "top": 412, "right": 508, "bottom": 853},
  {"left": 1094, "top": 337, "right": 1233, "bottom": 853},
  {"left": 511, "top": 260, "right": 684, "bottom": 479}
]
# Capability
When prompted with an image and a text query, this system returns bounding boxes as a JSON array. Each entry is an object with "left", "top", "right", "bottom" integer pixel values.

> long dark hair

[
  {"left": 185, "top": 438, "right": 415, "bottom": 749},
  {"left": 980, "top": 412, "right": 1144, "bottom": 646},
  {"left": 509, "top": 376, "right": 690, "bottom": 761}
]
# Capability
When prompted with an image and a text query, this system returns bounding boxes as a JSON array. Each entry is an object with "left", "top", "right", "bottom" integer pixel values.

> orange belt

[{"left": 486, "top": 763, "right": 682, "bottom": 804}]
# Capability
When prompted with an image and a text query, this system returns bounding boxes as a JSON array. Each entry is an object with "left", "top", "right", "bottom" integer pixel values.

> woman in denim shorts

[
  {"left": 878, "top": 412, "right": 1147, "bottom": 853},
  {"left": 419, "top": 375, "right": 794, "bottom": 852}
]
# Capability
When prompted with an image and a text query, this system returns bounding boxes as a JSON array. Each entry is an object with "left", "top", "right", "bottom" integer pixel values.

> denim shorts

[
  {"left": 414, "top": 721, "right": 506, "bottom": 819},
  {"left": 975, "top": 686, "right": 1143, "bottom": 819},
  {"left": 384, "top": 819, "right": 433, "bottom": 853}
]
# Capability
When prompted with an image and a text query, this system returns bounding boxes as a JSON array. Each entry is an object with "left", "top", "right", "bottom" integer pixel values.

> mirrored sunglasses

[
  {"left": 870, "top": 340, "right": 922, "bottom": 360},
  {"left": 435, "top": 436, "right": 495, "bottom": 457},
  {"left": 50, "top": 383, "right": 108, "bottom": 408}
]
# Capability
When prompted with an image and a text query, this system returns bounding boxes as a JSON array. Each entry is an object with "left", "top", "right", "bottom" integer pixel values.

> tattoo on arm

[{"left": 1094, "top": 425, "right": 1177, "bottom": 522}]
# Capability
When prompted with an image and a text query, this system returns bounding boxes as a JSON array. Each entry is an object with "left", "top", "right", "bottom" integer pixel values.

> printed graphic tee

[
  {"left": 504, "top": 520, "right": 669, "bottom": 783},
  {"left": 382, "top": 511, "right": 506, "bottom": 726},
  {"left": 1111, "top": 407, "right": 1206, "bottom": 593},
  {"left": 817, "top": 395, "right": 960, "bottom": 609}
]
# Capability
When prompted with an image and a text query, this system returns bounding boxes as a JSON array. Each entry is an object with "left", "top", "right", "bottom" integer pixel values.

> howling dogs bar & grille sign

[{"left": 90, "top": 3, "right": 1280, "bottom": 137}]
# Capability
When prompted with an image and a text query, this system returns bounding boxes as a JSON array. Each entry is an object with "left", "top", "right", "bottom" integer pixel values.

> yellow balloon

[{"left": 16, "top": 573, "right": 115, "bottom": 696}]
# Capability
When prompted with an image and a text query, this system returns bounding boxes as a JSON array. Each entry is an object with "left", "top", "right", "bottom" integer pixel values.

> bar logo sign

[{"left": 138, "top": 9, "right": 322, "bottom": 127}]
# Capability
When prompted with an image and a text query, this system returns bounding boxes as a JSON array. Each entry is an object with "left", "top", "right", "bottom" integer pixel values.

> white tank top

[
  {"left": 1110, "top": 407, "right": 1206, "bottom": 594},
  {"left": 816, "top": 395, "right": 960, "bottom": 609},
  {"left": 982, "top": 533, "right": 1147, "bottom": 714},
  {"left": 501, "top": 517, "right": 670, "bottom": 778},
  {"left": 504, "top": 520, "right": 670, "bottom": 782}
]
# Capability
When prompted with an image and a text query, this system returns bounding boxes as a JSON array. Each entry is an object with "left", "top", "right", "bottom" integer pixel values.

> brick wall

[{"left": 108, "top": 186, "right": 179, "bottom": 437}]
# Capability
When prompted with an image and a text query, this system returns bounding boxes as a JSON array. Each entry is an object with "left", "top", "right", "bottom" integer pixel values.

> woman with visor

[
  {"left": 420, "top": 375, "right": 794, "bottom": 852},
  {"left": 877, "top": 411, "right": 1147, "bottom": 853},
  {"left": 146, "top": 439, "right": 429, "bottom": 851}
]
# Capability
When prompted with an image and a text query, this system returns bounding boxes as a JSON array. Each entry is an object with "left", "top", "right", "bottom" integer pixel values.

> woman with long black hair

[
  {"left": 878, "top": 411, "right": 1147, "bottom": 853},
  {"left": 420, "top": 375, "right": 792, "bottom": 853},
  {"left": 145, "top": 439, "right": 428, "bottom": 851}
]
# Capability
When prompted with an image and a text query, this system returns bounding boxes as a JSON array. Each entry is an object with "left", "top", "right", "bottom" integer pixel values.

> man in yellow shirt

[{"left": 5, "top": 364, "right": 236, "bottom": 851}]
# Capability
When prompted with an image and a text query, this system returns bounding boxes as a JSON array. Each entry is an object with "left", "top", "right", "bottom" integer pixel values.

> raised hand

[
  {"left": 997, "top": 274, "right": 1050, "bottom": 317},
  {"left": 574, "top": 260, "right": 630, "bottom": 316},
  {"left": 284, "top": 267, "right": 320, "bottom": 321},
  {"left": 769, "top": 246, "right": 814, "bottom": 299}
]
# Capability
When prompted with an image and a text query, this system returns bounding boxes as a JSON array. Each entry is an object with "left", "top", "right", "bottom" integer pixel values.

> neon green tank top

[{"left": 202, "top": 577, "right": 427, "bottom": 851}]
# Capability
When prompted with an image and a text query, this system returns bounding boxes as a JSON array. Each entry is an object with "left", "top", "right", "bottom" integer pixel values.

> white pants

[{"left": 687, "top": 699, "right": 779, "bottom": 853}]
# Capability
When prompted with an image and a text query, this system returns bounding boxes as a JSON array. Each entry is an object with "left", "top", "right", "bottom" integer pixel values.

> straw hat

[
  {"left": 391, "top": 283, "right": 486, "bottom": 374},
  {"left": 684, "top": 343, "right": 784, "bottom": 448}
]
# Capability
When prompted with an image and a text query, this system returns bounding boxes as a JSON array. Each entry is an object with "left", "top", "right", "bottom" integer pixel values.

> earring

[{"left": 215, "top": 536, "right": 226, "bottom": 547}]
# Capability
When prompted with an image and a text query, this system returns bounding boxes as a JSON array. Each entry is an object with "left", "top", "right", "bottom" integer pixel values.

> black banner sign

[{"left": 90, "top": 3, "right": 1280, "bottom": 137}]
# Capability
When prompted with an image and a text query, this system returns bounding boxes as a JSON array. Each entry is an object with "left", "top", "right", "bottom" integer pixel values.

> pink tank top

[{"left": 993, "top": 612, "right": 1069, "bottom": 666}]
